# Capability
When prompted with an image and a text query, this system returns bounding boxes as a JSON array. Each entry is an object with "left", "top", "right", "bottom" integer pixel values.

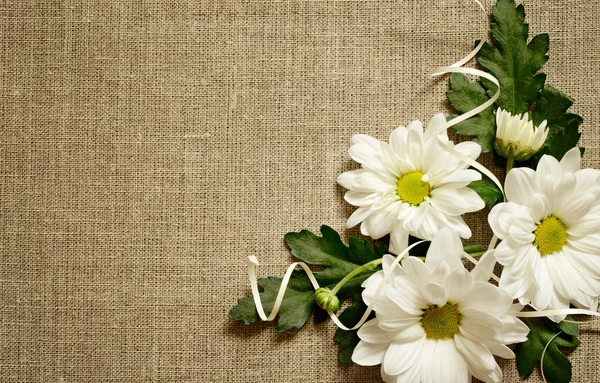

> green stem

[
  {"left": 330, "top": 258, "right": 383, "bottom": 295},
  {"left": 506, "top": 156, "right": 515, "bottom": 174},
  {"left": 465, "top": 251, "right": 486, "bottom": 258},
  {"left": 329, "top": 246, "right": 486, "bottom": 297}
]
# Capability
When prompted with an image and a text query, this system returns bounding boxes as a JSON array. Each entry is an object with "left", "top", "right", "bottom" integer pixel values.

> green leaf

[
  {"left": 229, "top": 272, "right": 316, "bottom": 332},
  {"left": 478, "top": 0, "right": 549, "bottom": 115},
  {"left": 532, "top": 84, "right": 583, "bottom": 163},
  {"left": 284, "top": 226, "right": 383, "bottom": 288},
  {"left": 467, "top": 175, "right": 504, "bottom": 209},
  {"left": 334, "top": 300, "right": 370, "bottom": 363},
  {"left": 446, "top": 73, "right": 496, "bottom": 152},
  {"left": 516, "top": 318, "right": 580, "bottom": 383},
  {"left": 229, "top": 226, "right": 383, "bottom": 332}
]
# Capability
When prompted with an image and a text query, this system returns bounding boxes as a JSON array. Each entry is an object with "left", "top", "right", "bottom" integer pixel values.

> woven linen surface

[{"left": 2, "top": 0, "right": 599, "bottom": 382}]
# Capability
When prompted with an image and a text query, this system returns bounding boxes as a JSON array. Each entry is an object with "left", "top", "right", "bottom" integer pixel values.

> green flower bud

[{"left": 314, "top": 287, "right": 340, "bottom": 312}]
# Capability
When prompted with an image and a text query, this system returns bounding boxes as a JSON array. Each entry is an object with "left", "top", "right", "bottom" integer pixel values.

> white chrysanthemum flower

[
  {"left": 352, "top": 228, "right": 529, "bottom": 383},
  {"left": 338, "top": 113, "right": 485, "bottom": 254},
  {"left": 494, "top": 107, "right": 548, "bottom": 161},
  {"left": 488, "top": 148, "right": 600, "bottom": 316}
]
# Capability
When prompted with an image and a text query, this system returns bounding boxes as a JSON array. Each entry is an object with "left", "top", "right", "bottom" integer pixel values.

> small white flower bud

[{"left": 494, "top": 107, "right": 549, "bottom": 161}]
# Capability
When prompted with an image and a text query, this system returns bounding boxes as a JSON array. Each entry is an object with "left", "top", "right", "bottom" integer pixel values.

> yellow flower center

[
  {"left": 420, "top": 303, "right": 461, "bottom": 340},
  {"left": 396, "top": 171, "right": 431, "bottom": 206},
  {"left": 533, "top": 215, "right": 567, "bottom": 256}
]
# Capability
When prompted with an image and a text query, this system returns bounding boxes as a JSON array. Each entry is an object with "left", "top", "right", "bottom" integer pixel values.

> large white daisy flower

[
  {"left": 488, "top": 148, "right": 600, "bottom": 314},
  {"left": 352, "top": 228, "right": 529, "bottom": 383},
  {"left": 338, "top": 114, "right": 485, "bottom": 254}
]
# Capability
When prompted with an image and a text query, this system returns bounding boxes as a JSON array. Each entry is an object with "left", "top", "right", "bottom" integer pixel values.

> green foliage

[
  {"left": 229, "top": 226, "right": 384, "bottom": 332},
  {"left": 445, "top": 0, "right": 583, "bottom": 166},
  {"left": 467, "top": 175, "right": 504, "bottom": 209},
  {"left": 334, "top": 300, "right": 371, "bottom": 363},
  {"left": 478, "top": 0, "right": 549, "bottom": 115},
  {"left": 229, "top": 273, "right": 316, "bottom": 332},
  {"left": 516, "top": 317, "right": 580, "bottom": 383},
  {"left": 532, "top": 85, "right": 584, "bottom": 162},
  {"left": 446, "top": 73, "right": 496, "bottom": 152}
]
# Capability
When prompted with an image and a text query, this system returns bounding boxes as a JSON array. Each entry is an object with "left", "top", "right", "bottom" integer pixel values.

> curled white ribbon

[{"left": 248, "top": 240, "right": 425, "bottom": 331}]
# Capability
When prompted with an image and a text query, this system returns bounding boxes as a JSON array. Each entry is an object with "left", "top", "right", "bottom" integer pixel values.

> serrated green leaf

[
  {"left": 516, "top": 318, "right": 580, "bottom": 383},
  {"left": 446, "top": 73, "right": 496, "bottom": 152},
  {"left": 230, "top": 226, "right": 383, "bottom": 332},
  {"left": 478, "top": 0, "right": 549, "bottom": 115},
  {"left": 229, "top": 272, "right": 316, "bottom": 332},
  {"left": 467, "top": 175, "right": 504, "bottom": 209},
  {"left": 532, "top": 84, "right": 583, "bottom": 163},
  {"left": 284, "top": 226, "right": 382, "bottom": 286}
]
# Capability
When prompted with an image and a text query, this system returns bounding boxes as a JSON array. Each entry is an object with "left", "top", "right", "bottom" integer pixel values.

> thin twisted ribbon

[
  {"left": 246, "top": 0, "right": 600, "bottom": 341},
  {"left": 248, "top": 240, "right": 425, "bottom": 331}
]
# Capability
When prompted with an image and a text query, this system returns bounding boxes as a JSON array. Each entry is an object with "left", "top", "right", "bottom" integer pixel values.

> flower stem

[
  {"left": 330, "top": 258, "right": 383, "bottom": 296},
  {"left": 330, "top": 245, "right": 486, "bottom": 297},
  {"left": 506, "top": 156, "right": 515, "bottom": 174}
]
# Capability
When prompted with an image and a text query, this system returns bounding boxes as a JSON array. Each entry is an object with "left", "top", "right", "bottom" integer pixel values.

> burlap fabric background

[{"left": 2, "top": 0, "right": 599, "bottom": 382}]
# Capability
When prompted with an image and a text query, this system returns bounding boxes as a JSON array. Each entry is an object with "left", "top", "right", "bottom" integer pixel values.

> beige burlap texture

[{"left": 2, "top": 0, "right": 599, "bottom": 382}]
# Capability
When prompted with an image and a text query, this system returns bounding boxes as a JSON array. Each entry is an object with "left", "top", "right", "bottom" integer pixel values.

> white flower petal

[
  {"left": 390, "top": 323, "right": 425, "bottom": 342},
  {"left": 443, "top": 268, "right": 472, "bottom": 303},
  {"left": 530, "top": 257, "right": 554, "bottom": 310},
  {"left": 352, "top": 172, "right": 395, "bottom": 193},
  {"left": 423, "top": 282, "right": 447, "bottom": 306},
  {"left": 401, "top": 256, "right": 432, "bottom": 284},
  {"left": 451, "top": 141, "right": 482, "bottom": 171},
  {"left": 425, "top": 227, "right": 463, "bottom": 271},
  {"left": 556, "top": 193, "right": 595, "bottom": 224},
  {"left": 423, "top": 113, "right": 446, "bottom": 142},
  {"left": 488, "top": 202, "right": 523, "bottom": 239},
  {"left": 348, "top": 142, "right": 381, "bottom": 167},
  {"left": 430, "top": 188, "right": 471, "bottom": 216},
  {"left": 536, "top": 154, "right": 564, "bottom": 189},
  {"left": 505, "top": 167, "right": 538, "bottom": 205},
  {"left": 456, "top": 187, "right": 485, "bottom": 212},
  {"left": 567, "top": 233, "right": 600, "bottom": 254},
  {"left": 382, "top": 254, "right": 404, "bottom": 281},
  {"left": 499, "top": 264, "right": 531, "bottom": 301},
  {"left": 485, "top": 343, "right": 515, "bottom": 359},
  {"left": 346, "top": 206, "right": 372, "bottom": 228},
  {"left": 460, "top": 309, "right": 503, "bottom": 343},
  {"left": 364, "top": 208, "right": 399, "bottom": 239},
  {"left": 352, "top": 340, "right": 390, "bottom": 366},
  {"left": 471, "top": 250, "right": 497, "bottom": 282},
  {"left": 546, "top": 252, "right": 584, "bottom": 300},
  {"left": 389, "top": 223, "right": 409, "bottom": 255},
  {"left": 455, "top": 334, "right": 497, "bottom": 374},
  {"left": 420, "top": 340, "right": 469, "bottom": 383},
  {"left": 559, "top": 147, "right": 581, "bottom": 174},
  {"left": 357, "top": 318, "right": 391, "bottom": 344},
  {"left": 563, "top": 244, "right": 600, "bottom": 279},
  {"left": 566, "top": 214, "right": 600, "bottom": 236},
  {"left": 460, "top": 282, "right": 511, "bottom": 316},
  {"left": 494, "top": 239, "right": 519, "bottom": 265},
  {"left": 435, "top": 169, "right": 482, "bottom": 188},
  {"left": 378, "top": 316, "right": 421, "bottom": 332},
  {"left": 528, "top": 193, "right": 549, "bottom": 222},
  {"left": 383, "top": 337, "right": 425, "bottom": 376},
  {"left": 337, "top": 169, "right": 366, "bottom": 189},
  {"left": 387, "top": 277, "right": 427, "bottom": 316}
]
